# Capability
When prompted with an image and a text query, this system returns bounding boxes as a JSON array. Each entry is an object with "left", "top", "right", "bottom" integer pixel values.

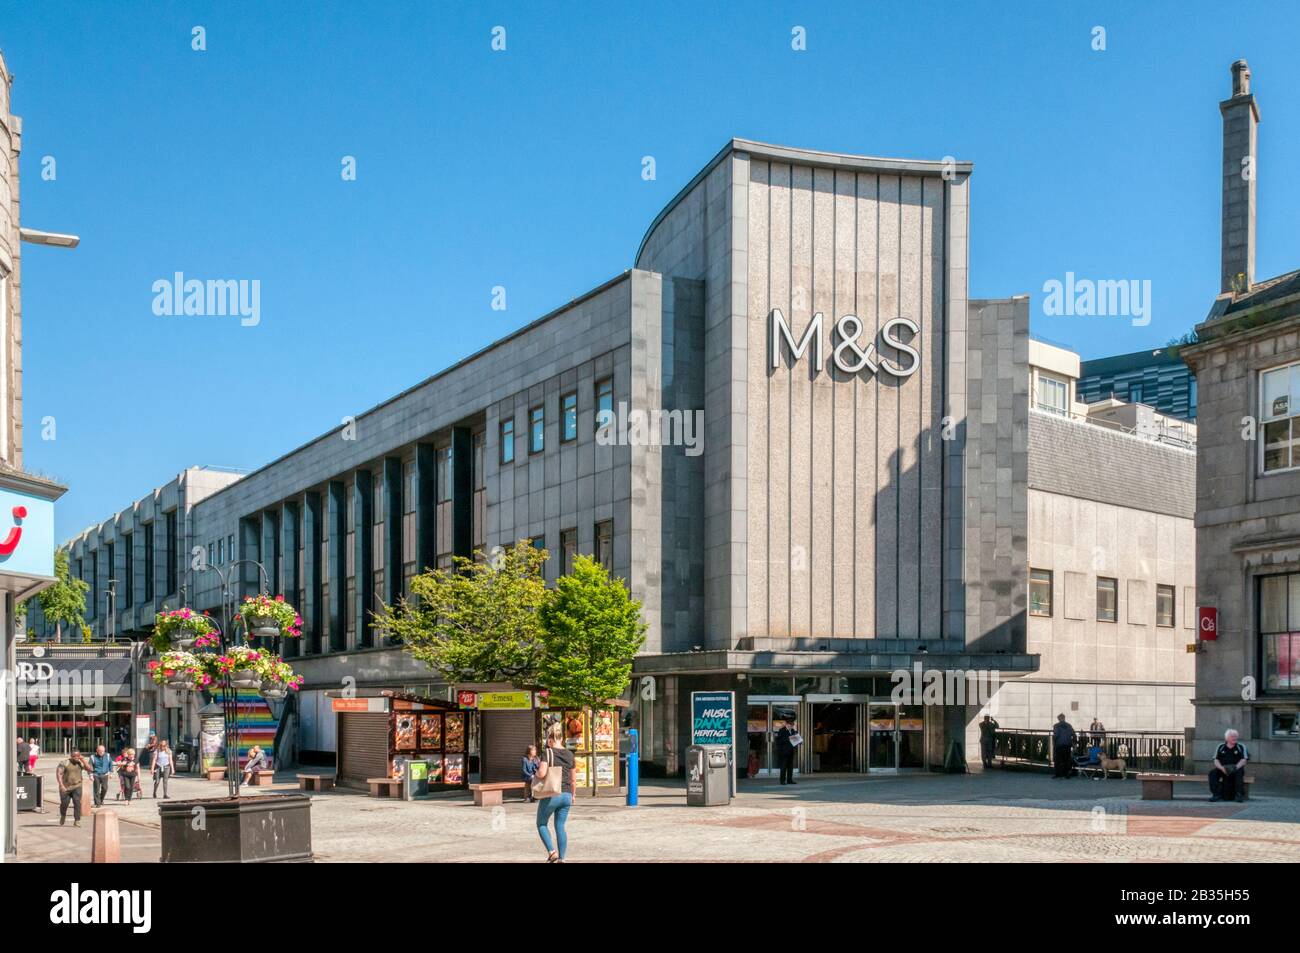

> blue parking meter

[{"left": 627, "top": 728, "right": 639, "bottom": 807}]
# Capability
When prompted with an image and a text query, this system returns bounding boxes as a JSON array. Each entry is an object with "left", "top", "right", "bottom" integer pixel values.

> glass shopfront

[
  {"left": 15, "top": 699, "right": 132, "bottom": 756},
  {"left": 14, "top": 647, "right": 136, "bottom": 757}
]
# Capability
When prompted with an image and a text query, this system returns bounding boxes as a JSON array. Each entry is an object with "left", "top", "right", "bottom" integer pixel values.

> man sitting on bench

[{"left": 1209, "top": 729, "right": 1249, "bottom": 802}]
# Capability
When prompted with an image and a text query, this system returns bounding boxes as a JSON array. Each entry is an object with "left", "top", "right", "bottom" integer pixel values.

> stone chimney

[{"left": 1220, "top": 59, "right": 1259, "bottom": 295}]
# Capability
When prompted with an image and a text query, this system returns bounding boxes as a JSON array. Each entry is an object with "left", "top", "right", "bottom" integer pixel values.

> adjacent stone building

[{"left": 1182, "top": 62, "right": 1300, "bottom": 782}]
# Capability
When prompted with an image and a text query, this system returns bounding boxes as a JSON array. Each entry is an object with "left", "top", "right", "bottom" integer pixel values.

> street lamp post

[{"left": 197, "top": 558, "right": 270, "bottom": 798}]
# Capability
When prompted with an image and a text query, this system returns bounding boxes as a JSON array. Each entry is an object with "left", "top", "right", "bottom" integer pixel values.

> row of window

[
  {"left": 72, "top": 511, "right": 180, "bottom": 623},
  {"left": 500, "top": 377, "right": 613, "bottom": 464},
  {"left": 1028, "top": 569, "right": 1178, "bottom": 627},
  {"left": 530, "top": 520, "right": 615, "bottom": 576},
  {"left": 206, "top": 533, "right": 237, "bottom": 568}
]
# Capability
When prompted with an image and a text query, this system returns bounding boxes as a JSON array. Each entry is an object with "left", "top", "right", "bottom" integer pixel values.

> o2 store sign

[
  {"left": 0, "top": 486, "right": 54, "bottom": 579},
  {"left": 770, "top": 309, "right": 920, "bottom": 379}
]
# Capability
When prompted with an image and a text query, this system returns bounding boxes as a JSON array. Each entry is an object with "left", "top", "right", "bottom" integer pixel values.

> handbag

[{"left": 531, "top": 748, "right": 564, "bottom": 799}]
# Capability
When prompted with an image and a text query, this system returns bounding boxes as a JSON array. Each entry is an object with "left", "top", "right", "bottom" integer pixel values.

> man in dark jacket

[
  {"left": 1051, "top": 714, "right": 1076, "bottom": 779},
  {"left": 979, "top": 715, "right": 1000, "bottom": 769},
  {"left": 774, "top": 718, "right": 798, "bottom": 785},
  {"left": 16, "top": 736, "right": 30, "bottom": 776}
]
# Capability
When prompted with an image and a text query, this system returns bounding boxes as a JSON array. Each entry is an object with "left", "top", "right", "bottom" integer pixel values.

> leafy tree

[
  {"left": 37, "top": 550, "right": 90, "bottom": 642},
  {"left": 376, "top": 539, "right": 548, "bottom": 684},
  {"left": 538, "top": 554, "right": 646, "bottom": 709}
]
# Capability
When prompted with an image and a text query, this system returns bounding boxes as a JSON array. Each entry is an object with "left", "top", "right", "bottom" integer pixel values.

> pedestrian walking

[
  {"left": 143, "top": 731, "right": 158, "bottom": 770},
  {"left": 27, "top": 737, "right": 39, "bottom": 773},
  {"left": 775, "top": 717, "right": 800, "bottom": 785},
  {"left": 90, "top": 744, "right": 113, "bottom": 807},
  {"left": 533, "top": 728, "right": 574, "bottom": 863},
  {"left": 1051, "top": 713, "right": 1076, "bottom": 779},
  {"left": 152, "top": 741, "right": 174, "bottom": 798},
  {"left": 118, "top": 747, "right": 139, "bottom": 803},
  {"left": 15, "top": 735, "right": 29, "bottom": 776},
  {"left": 56, "top": 750, "right": 88, "bottom": 827},
  {"left": 521, "top": 744, "right": 540, "bottom": 803},
  {"left": 979, "top": 714, "right": 1000, "bottom": 769}
]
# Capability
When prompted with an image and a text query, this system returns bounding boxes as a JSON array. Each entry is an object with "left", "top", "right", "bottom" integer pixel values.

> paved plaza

[{"left": 16, "top": 763, "right": 1300, "bottom": 863}]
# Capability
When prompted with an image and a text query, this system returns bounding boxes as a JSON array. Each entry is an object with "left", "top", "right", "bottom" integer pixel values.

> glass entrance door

[
  {"left": 868, "top": 704, "right": 899, "bottom": 771},
  {"left": 811, "top": 703, "right": 859, "bottom": 772},
  {"left": 867, "top": 704, "right": 926, "bottom": 770},
  {"left": 744, "top": 699, "right": 799, "bottom": 778}
]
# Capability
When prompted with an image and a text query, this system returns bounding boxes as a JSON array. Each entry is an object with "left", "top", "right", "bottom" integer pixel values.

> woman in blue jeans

[{"left": 534, "top": 729, "right": 575, "bottom": 863}]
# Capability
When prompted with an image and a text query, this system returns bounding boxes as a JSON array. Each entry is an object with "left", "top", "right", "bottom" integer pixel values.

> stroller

[{"left": 1072, "top": 745, "right": 1106, "bottom": 780}]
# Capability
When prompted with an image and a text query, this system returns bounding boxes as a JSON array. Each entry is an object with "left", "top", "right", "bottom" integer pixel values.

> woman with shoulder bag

[{"left": 533, "top": 727, "right": 575, "bottom": 863}]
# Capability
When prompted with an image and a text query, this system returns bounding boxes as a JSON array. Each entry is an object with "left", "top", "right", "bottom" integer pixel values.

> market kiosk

[{"left": 330, "top": 691, "right": 469, "bottom": 793}]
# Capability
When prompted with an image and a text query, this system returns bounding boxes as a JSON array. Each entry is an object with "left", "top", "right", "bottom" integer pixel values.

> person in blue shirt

[
  {"left": 1051, "top": 714, "right": 1077, "bottom": 779},
  {"left": 90, "top": 744, "right": 114, "bottom": 807},
  {"left": 522, "top": 744, "right": 540, "bottom": 802}
]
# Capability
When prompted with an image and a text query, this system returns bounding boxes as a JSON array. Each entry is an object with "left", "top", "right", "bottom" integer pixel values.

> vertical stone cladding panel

[
  {"left": 854, "top": 174, "right": 880, "bottom": 638},
  {"left": 875, "top": 174, "right": 901, "bottom": 638},
  {"left": 831, "top": 170, "right": 857, "bottom": 636},
  {"left": 809, "top": 166, "right": 835, "bottom": 639}
]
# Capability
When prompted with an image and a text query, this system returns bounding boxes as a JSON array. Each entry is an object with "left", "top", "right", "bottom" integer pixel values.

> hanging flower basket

[
  {"left": 260, "top": 680, "right": 288, "bottom": 701},
  {"left": 260, "top": 657, "right": 305, "bottom": 699},
  {"left": 148, "top": 650, "right": 206, "bottom": 691},
  {"left": 236, "top": 594, "right": 303, "bottom": 640},
  {"left": 151, "top": 608, "right": 218, "bottom": 653}
]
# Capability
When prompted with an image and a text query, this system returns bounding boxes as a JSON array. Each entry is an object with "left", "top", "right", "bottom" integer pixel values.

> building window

[
  {"left": 530, "top": 535, "right": 546, "bottom": 554},
  {"left": 1260, "top": 362, "right": 1300, "bottom": 473},
  {"left": 1035, "top": 375, "right": 1068, "bottom": 416},
  {"left": 216, "top": 537, "right": 224, "bottom": 566},
  {"left": 473, "top": 431, "right": 485, "bottom": 489},
  {"left": 437, "top": 447, "right": 452, "bottom": 503},
  {"left": 91, "top": 550, "right": 99, "bottom": 620},
  {"left": 1129, "top": 382, "right": 1145, "bottom": 404},
  {"left": 500, "top": 417, "right": 515, "bottom": 465},
  {"left": 1188, "top": 377, "right": 1198, "bottom": 418},
  {"left": 228, "top": 533, "right": 235, "bottom": 563},
  {"left": 595, "top": 377, "right": 613, "bottom": 433},
  {"left": 1156, "top": 584, "right": 1175, "bottom": 627},
  {"left": 1096, "top": 577, "right": 1117, "bottom": 622},
  {"left": 560, "top": 528, "right": 577, "bottom": 576},
  {"left": 561, "top": 392, "right": 578, "bottom": 442},
  {"left": 1029, "top": 569, "right": 1053, "bottom": 617},
  {"left": 594, "top": 520, "right": 613, "bottom": 573},
  {"left": 143, "top": 524, "right": 154, "bottom": 604},
  {"left": 123, "top": 534, "right": 134, "bottom": 609},
  {"left": 1258, "top": 573, "right": 1300, "bottom": 691},
  {"left": 530, "top": 406, "right": 545, "bottom": 454},
  {"left": 165, "top": 511, "right": 178, "bottom": 596}
]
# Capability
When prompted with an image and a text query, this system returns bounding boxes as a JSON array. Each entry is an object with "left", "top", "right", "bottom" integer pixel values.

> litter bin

[
  {"left": 402, "top": 758, "right": 434, "bottom": 800},
  {"left": 173, "top": 743, "right": 195, "bottom": 774},
  {"left": 686, "top": 744, "right": 732, "bottom": 806}
]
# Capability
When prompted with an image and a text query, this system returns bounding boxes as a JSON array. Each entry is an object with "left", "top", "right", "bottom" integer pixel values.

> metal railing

[
  {"left": 993, "top": 728, "right": 1185, "bottom": 773},
  {"left": 1031, "top": 402, "right": 1196, "bottom": 449}
]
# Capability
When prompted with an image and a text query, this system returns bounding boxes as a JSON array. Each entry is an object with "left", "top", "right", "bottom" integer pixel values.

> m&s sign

[{"left": 1198, "top": 607, "right": 1218, "bottom": 641}]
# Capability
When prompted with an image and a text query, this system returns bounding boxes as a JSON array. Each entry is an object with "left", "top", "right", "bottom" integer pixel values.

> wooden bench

[
  {"left": 245, "top": 770, "right": 277, "bottom": 787},
  {"left": 469, "top": 781, "right": 528, "bottom": 806},
  {"left": 297, "top": 774, "right": 335, "bottom": 792},
  {"left": 367, "top": 777, "right": 405, "bottom": 798},
  {"left": 205, "top": 767, "right": 227, "bottom": 782},
  {"left": 1139, "top": 773, "right": 1252, "bottom": 801}
]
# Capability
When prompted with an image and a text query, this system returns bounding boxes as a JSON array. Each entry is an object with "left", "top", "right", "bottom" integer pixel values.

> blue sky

[{"left": 4, "top": 1, "right": 1298, "bottom": 539}]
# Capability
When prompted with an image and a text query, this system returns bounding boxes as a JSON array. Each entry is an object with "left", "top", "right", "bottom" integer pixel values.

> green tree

[
  {"left": 375, "top": 539, "right": 549, "bottom": 684},
  {"left": 538, "top": 554, "right": 646, "bottom": 709},
  {"left": 36, "top": 549, "right": 90, "bottom": 642}
]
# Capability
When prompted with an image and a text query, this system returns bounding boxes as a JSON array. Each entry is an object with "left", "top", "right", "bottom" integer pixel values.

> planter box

[{"left": 159, "top": 794, "right": 312, "bottom": 863}]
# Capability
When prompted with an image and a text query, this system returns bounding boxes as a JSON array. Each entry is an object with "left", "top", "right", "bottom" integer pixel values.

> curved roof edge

[{"left": 634, "top": 138, "right": 973, "bottom": 266}]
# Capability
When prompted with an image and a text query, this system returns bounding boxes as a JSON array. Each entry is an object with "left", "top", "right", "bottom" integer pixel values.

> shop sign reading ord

[{"left": 769, "top": 308, "right": 920, "bottom": 379}]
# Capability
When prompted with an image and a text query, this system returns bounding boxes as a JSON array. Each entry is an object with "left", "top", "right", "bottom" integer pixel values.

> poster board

[{"left": 537, "top": 706, "right": 620, "bottom": 796}]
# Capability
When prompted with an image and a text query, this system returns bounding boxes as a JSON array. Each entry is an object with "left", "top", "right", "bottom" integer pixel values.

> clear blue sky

[{"left": 4, "top": 1, "right": 1298, "bottom": 539}]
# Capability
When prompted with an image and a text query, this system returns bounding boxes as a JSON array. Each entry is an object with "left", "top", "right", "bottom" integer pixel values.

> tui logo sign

[{"left": 0, "top": 489, "right": 54, "bottom": 578}]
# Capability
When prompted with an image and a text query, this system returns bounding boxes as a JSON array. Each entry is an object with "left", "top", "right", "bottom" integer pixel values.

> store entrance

[
  {"left": 868, "top": 703, "right": 926, "bottom": 770},
  {"left": 811, "top": 703, "right": 859, "bottom": 772}
]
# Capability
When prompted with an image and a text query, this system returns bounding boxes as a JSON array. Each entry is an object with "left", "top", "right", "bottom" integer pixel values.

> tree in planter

[
  {"left": 374, "top": 539, "right": 549, "bottom": 684},
  {"left": 537, "top": 554, "right": 646, "bottom": 711},
  {"left": 36, "top": 550, "right": 90, "bottom": 642}
]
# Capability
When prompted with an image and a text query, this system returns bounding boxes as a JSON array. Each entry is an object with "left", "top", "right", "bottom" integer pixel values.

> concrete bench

[
  {"left": 469, "top": 781, "right": 528, "bottom": 806},
  {"left": 245, "top": 770, "right": 277, "bottom": 787},
  {"left": 367, "top": 777, "right": 405, "bottom": 798},
  {"left": 1139, "top": 773, "right": 1252, "bottom": 801},
  {"left": 205, "top": 767, "right": 227, "bottom": 782},
  {"left": 297, "top": 774, "right": 335, "bottom": 792}
]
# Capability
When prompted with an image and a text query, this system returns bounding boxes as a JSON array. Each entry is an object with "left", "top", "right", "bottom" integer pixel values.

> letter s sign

[{"left": 1198, "top": 606, "right": 1218, "bottom": 641}]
